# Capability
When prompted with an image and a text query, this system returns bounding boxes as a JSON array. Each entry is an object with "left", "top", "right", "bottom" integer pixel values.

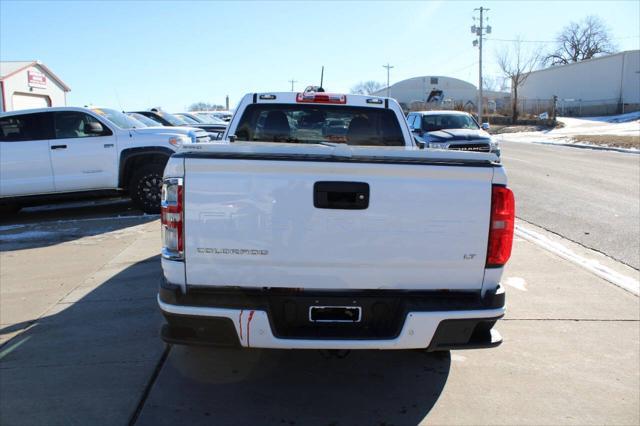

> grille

[{"left": 448, "top": 142, "right": 490, "bottom": 152}]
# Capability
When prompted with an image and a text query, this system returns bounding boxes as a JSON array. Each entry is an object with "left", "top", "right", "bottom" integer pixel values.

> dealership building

[
  {"left": 519, "top": 50, "right": 640, "bottom": 116},
  {"left": 0, "top": 61, "right": 70, "bottom": 112},
  {"left": 371, "top": 75, "right": 507, "bottom": 112}
]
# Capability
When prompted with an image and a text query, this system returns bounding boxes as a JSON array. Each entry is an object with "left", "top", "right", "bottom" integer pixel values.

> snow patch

[
  {"left": 504, "top": 277, "right": 528, "bottom": 291},
  {"left": 499, "top": 112, "right": 640, "bottom": 152}
]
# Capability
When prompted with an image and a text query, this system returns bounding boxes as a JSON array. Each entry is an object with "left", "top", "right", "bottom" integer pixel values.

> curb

[
  {"left": 515, "top": 224, "right": 639, "bottom": 296},
  {"left": 531, "top": 140, "right": 640, "bottom": 154}
]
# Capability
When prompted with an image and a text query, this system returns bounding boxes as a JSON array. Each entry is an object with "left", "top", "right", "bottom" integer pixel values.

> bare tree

[
  {"left": 188, "top": 102, "right": 224, "bottom": 111},
  {"left": 497, "top": 39, "right": 540, "bottom": 122},
  {"left": 350, "top": 81, "right": 384, "bottom": 95},
  {"left": 482, "top": 76, "right": 509, "bottom": 93},
  {"left": 543, "top": 16, "right": 616, "bottom": 66}
]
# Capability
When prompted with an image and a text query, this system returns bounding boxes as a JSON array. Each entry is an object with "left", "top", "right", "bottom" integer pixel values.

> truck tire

[{"left": 129, "top": 163, "right": 164, "bottom": 214}]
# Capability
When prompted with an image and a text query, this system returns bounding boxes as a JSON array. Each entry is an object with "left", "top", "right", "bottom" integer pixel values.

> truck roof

[{"left": 246, "top": 91, "right": 393, "bottom": 108}]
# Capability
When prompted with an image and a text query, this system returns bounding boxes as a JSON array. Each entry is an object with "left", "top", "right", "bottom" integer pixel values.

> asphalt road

[{"left": 500, "top": 141, "right": 640, "bottom": 269}]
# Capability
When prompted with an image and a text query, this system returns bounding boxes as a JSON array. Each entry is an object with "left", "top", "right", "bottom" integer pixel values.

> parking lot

[{"left": 1, "top": 142, "right": 639, "bottom": 425}]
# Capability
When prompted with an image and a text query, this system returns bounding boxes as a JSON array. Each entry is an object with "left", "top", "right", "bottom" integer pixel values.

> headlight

[
  {"left": 429, "top": 142, "right": 450, "bottom": 149},
  {"left": 490, "top": 139, "right": 501, "bottom": 154},
  {"left": 168, "top": 135, "right": 191, "bottom": 147}
]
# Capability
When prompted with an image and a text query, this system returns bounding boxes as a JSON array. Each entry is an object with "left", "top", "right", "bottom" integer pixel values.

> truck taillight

[
  {"left": 296, "top": 92, "right": 347, "bottom": 104},
  {"left": 161, "top": 177, "right": 184, "bottom": 260},
  {"left": 486, "top": 185, "right": 515, "bottom": 268}
]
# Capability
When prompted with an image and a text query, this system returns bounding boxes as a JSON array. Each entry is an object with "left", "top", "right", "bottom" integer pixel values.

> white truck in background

[
  {"left": 158, "top": 91, "right": 514, "bottom": 350},
  {"left": 0, "top": 107, "right": 210, "bottom": 213}
]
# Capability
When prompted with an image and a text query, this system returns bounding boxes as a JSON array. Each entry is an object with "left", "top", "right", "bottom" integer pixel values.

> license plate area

[{"left": 309, "top": 306, "right": 362, "bottom": 323}]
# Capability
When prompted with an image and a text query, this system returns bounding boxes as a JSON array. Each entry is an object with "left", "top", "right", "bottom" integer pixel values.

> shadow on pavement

[
  {"left": 137, "top": 344, "right": 450, "bottom": 426},
  {"left": 0, "top": 197, "right": 142, "bottom": 226},
  {"left": 0, "top": 255, "right": 166, "bottom": 426},
  {"left": 0, "top": 198, "right": 156, "bottom": 252}
]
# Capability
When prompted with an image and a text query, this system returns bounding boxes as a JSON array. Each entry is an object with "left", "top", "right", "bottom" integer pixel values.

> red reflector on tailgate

[{"left": 486, "top": 185, "right": 515, "bottom": 267}]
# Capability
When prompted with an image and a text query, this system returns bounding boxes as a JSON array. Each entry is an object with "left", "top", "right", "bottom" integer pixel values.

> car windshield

[
  {"left": 235, "top": 104, "right": 404, "bottom": 146},
  {"left": 175, "top": 114, "right": 202, "bottom": 125},
  {"left": 196, "top": 114, "right": 226, "bottom": 124},
  {"left": 91, "top": 108, "right": 145, "bottom": 129},
  {"left": 421, "top": 114, "right": 479, "bottom": 132},
  {"left": 127, "top": 113, "right": 161, "bottom": 127},
  {"left": 154, "top": 111, "right": 189, "bottom": 126}
]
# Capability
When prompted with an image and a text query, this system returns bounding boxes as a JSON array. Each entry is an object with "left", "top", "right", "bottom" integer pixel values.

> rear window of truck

[{"left": 234, "top": 104, "right": 404, "bottom": 146}]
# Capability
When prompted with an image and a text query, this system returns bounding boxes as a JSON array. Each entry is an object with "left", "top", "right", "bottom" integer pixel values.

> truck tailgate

[{"left": 183, "top": 156, "right": 494, "bottom": 291}]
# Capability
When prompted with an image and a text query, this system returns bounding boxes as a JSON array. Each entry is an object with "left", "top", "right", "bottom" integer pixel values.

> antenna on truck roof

[{"left": 316, "top": 66, "right": 325, "bottom": 92}]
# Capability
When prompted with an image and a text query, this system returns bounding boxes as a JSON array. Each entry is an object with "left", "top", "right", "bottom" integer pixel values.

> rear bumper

[{"left": 157, "top": 282, "right": 505, "bottom": 350}]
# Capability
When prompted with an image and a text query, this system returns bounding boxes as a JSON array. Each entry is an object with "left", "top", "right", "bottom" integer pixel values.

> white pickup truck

[
  {"left": 0, "top": 107, "right": 209, "bottom": 213},
  {"left": 158, "top": 91, "right": 514, "bottom": 351}
]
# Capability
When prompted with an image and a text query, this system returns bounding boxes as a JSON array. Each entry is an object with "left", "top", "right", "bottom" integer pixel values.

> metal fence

[
  {"left": 401, "top": 97, "right": 639, "bottom": 118},
  {"left": 505, "top": 97, "right": 639, "bottom": 118}
]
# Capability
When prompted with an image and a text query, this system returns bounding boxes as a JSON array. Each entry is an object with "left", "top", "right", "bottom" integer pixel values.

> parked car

[
  {"left": 406, "top": 110, "right": 500, "bottom": 157},
  {"left": 0, "top": 107, "right": 209, "bottom": 213},
  {"left": 189, "top": 112, "right": 228, "bottom": 125},
  {"left": 173, "top": 112, "right": 227, "bottom": 136},
  {"left": 174, "top": 112, "right": 227, "bottom": 127},
  {"left": 158, "top": 91, "right": 512, "bottom": 351},
  {"left": 126, "top": 112, "right": 166, "bottom": 127},
  {"left": 195, "top": 110, "right": 232, "bottom": 122},
  {"left": 127, "top": 111, "right": 224, "bottom": 141},
  {"left": 130, "top": 110, "right": 226, "bottom": 137}
]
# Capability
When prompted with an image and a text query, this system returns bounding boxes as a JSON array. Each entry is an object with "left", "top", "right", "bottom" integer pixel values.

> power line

[
  {"left": 487, "top": 38, "right": 554, "bottom": 43},
  {"left": 487, "top": 35, "right": 639, "bottom": 44}
]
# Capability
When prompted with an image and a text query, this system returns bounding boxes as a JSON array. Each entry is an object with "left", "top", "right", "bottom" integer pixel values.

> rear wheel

[{"left": 129, "top": 163, "right": 164, "bottom": 214}]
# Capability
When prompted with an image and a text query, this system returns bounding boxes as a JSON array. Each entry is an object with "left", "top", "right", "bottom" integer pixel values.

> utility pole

[
  {"left": 383, "top": 63, "right": 394, "bottom": 97},
  {"left": 472, "top": 7, "right": 491, "bottom": 123},
  {"left": 288, "top": 78, "right": 297, "bottom": 92}
]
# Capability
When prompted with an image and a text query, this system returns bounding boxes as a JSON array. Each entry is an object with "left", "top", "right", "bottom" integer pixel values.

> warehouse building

[
  {"left": 519, "top": 50, "right": 640, "bottom": 116},
  {"left": 0, "top": 61, "right": 70, "bottom": 112},
  {"left": 371, "top": 75, "right": 507, "bottom": 113}
]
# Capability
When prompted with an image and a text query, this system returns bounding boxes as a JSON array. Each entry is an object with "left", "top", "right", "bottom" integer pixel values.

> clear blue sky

[{"left": 1, "top": 0, "right": 638, "bottom": 111}]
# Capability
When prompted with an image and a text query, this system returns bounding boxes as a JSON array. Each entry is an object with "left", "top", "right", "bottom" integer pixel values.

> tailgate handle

[{"left": 314, "top": 181, "right": 369, "bottom": 210}]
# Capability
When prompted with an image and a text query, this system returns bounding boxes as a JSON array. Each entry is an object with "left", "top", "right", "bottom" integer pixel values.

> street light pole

[
  {"left": 383, "top": 63, "right": 394, "bottom": 97},
  {"left": 288, "top": 78, "right": 297, "bottom": 92}
]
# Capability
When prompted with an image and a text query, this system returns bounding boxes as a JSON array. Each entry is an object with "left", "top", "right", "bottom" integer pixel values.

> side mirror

[
  {"left": 481, "top": 122, "right": 490, "bottom": 130},
  {"left": 85, "top": 121, "right": 105, "bottom": 135},
  {"left": 415, "top": 138, "right": 426, "bottom": 149}
]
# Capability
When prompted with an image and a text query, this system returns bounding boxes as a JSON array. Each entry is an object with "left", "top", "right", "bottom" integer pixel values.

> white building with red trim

[{"left": 0, "top": 61, "right": 71, "bottom": 112}]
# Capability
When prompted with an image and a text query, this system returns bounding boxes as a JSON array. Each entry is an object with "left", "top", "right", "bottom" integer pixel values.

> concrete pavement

[
  {"left": 500, "top": 141, "right": 640, "bottom": 269},
  {"left": 134, "top": 233, "right": 640, "bottom": 426},
  {"left": 0, "top": 218, "right": 165, "bottom": 426},
  {"left": 1, "top": 205, "right": 637, "bottom": 425}
]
